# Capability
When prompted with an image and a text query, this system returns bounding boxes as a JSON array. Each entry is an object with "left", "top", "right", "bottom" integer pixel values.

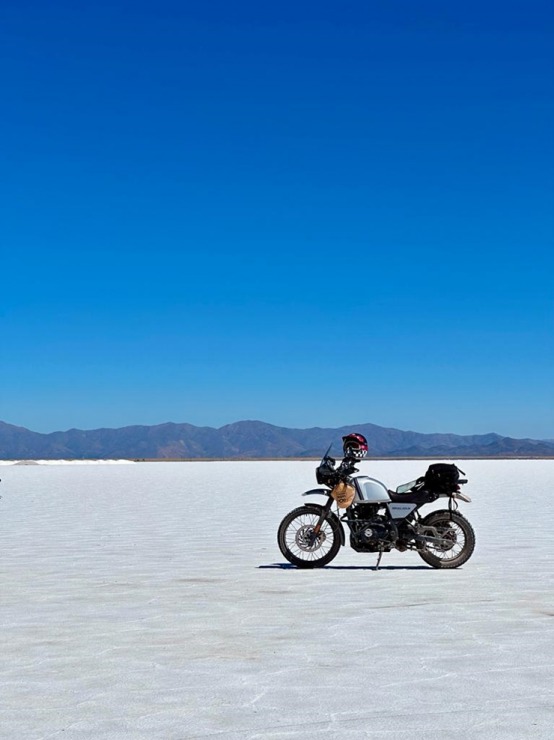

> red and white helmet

[{"left": 342, "top": 432, "right": 369, "bottom": 459}]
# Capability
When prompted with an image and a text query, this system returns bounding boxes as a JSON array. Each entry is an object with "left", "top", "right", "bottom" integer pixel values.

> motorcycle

[{"left": 277, "top": 446, "right": 475, "bottom": 569}]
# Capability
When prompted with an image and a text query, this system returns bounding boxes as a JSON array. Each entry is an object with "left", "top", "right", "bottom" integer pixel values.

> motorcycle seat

[{"left": 388, "top": 489, "right": 438, "bottom": 505}]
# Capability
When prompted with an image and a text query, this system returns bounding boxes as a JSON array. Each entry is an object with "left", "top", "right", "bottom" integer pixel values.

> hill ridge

[{"left": 1, "top": 420, "right": 553, "bottom": 459}]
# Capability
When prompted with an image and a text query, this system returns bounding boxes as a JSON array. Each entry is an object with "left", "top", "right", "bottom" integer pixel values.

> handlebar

[{"left": 316, "top": 456, "right": 358, "bottom": 486}]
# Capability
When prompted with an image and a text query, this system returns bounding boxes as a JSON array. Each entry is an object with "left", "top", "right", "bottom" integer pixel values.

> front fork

[{"left": 312, "top": 497, "right": 334, "bottom": 536}]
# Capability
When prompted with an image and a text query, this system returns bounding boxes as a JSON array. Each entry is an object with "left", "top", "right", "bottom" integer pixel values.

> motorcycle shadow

[{"left": 259, "top": 563, "right": 431, "bottom": 571}]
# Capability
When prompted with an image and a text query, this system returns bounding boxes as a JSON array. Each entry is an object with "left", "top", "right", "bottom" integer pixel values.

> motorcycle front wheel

[
  {"left": 417, "top": 510, "right": 475, "bottom": 569},
  {"left": 277, "top": 506, "right": 341, "bottom": 568}
]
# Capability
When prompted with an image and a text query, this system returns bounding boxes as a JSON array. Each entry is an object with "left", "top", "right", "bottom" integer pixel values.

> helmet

[{"left": 342, "top": 432, "right": 368, "bottom": 459}]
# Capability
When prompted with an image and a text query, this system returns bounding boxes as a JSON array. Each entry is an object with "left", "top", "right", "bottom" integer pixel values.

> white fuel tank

[{"left": 353, "top": 476, "right": 391, "bottom": 504}]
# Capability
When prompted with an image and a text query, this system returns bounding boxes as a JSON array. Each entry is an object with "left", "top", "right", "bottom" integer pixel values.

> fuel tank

[{"left": 353, "top": 476, "right": 391, "bottom": 504}]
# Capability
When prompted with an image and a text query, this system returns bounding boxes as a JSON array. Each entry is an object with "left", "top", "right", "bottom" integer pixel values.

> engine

[{"left": 348, "top": 503, "right": 396, "bottom": 553}]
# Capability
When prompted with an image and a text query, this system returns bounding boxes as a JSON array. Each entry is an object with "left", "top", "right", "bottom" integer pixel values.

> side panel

[{"left": 387, "top": 502, "right": 417, "bottom": 519}]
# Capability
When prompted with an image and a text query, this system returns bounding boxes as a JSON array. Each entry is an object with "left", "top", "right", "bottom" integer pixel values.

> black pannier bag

[{"left": 423, "top": 463, "right": 464, "bottom": 493}]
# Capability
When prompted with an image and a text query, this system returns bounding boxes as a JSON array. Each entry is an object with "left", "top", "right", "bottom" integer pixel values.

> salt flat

[{"left": 1, "top": 460, "right": 553, "bottom": 739}]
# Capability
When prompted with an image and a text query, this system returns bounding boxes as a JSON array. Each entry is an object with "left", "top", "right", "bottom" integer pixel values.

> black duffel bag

[{"left": 422, "top": 463, "right": 465, "bottom": 493}]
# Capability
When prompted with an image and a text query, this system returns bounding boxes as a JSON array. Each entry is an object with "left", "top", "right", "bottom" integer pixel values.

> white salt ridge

[
  {"left": 0, "top": 458, "right": 136, "bottom": 465},
  {"left": 0, "top": 459, "right": 552, "bottom": 739}
]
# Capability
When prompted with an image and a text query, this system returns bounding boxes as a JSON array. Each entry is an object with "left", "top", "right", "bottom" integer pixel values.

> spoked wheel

[
  {"left": 277, "top": 506, "right": 341, "bottom": 568},
  {"left": 418, "top": 511, "right": 475, "bottom": 569}
]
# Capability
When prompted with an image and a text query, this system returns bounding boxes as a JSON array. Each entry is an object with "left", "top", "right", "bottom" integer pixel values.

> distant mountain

[{"left": 1, "top": 420, "right": 553, "bottom": 459}]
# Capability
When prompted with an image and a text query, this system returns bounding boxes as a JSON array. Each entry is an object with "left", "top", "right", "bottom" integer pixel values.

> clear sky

[{"left": 1, "top": 0, "right": 553, "bottom": 438}]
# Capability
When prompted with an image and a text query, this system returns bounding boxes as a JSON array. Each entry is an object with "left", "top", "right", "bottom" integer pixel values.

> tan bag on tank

[{"left": 331, "top": 481, "right": 355, "bottom": 509}]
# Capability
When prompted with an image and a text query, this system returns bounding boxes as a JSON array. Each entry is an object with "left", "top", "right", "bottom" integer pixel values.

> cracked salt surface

[{"left": 0, "top": 460, "right": 553, "bottom": 739}]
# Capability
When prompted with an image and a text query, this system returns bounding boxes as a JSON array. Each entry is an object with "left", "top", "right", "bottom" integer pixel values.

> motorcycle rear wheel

[
  {"left": 417, "top": 510, "right": 475, "bottom": 569},
  {"left": 278, "top": 506, "right": 341, "bottom": 568}
]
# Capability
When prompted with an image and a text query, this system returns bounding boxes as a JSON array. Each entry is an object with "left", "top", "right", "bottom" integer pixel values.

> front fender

[
  {"left": 302, "top": 488, "right": 331, "bottom": 498},
  {"left": 303, "top": 503, "right": 345, "bottom": 547}
]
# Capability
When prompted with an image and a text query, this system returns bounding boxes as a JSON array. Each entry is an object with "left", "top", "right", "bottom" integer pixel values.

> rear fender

[
  {"left": 303, "top": 503, "right": 345, "bottom": 547},
  {"left": 436, "top": 491, "right": 472, "bottom": 503}
]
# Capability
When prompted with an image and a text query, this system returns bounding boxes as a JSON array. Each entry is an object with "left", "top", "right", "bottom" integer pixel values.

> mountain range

[{"left": 1, "top": 420, "right": 553, "bottom": 459}]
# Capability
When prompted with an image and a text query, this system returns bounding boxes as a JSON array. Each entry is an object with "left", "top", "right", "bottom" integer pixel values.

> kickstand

[{"left": 374, "top": 551, "right": 383, "bottom": 571}]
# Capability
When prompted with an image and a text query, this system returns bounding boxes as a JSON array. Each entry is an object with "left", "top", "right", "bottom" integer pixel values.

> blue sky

[{"left": 1, "top": 0, "right": 553, "bottom": 437}]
